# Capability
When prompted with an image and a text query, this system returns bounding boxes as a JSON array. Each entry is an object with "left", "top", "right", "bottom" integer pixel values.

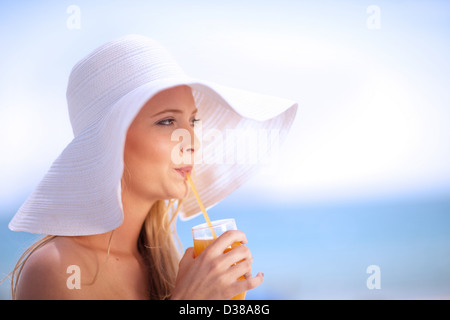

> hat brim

[
  {"left": 9, "top": 77, "right": 297, "bottom": 235},
  {"left": 181, "top": 81, "right": 298, "bottom": 220}
]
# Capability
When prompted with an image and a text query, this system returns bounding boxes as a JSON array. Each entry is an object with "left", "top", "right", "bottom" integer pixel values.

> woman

[{"left": 9, "top": 35, "right": 297, "bottom": 299}]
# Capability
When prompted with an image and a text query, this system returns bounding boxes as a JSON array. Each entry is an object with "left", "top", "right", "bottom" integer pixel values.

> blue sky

[{"left": 1, "top": 1, "right": 449, "bottom": 210}]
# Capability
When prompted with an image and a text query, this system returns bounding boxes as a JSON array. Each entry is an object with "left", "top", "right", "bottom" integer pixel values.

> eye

[
  {"left": 157, "top": 118, "right": 175, "bottom": 126},
  {"left": 191, "top": 118, "right": 201, "bottom": 127}
]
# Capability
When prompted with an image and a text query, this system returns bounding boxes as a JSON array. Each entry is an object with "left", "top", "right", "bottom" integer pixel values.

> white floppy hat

[{"left": 9, "top": 35, "right": 298, "bottom": 236}]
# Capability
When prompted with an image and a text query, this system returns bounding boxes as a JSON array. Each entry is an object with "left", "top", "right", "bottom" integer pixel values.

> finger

[
  {"left": 179, "top": 247, "right": 195, "bottom": 266},
  {"left": 228, "top": 256, "right": 253, "bottom": 280},
  {"left": 184, "top": 247, "right": 195, "bottom": 258},
  {"left": 207, "top": 230, "right": 247, "bottom": 256},
  {"left": 222, "top": 244, "right": 252, "bottom": 267},
  {"left": 235, "top": 272, "right": 264, "bottom": 293}
]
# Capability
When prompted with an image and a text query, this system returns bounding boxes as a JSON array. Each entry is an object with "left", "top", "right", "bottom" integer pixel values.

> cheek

[
  {"left": 148, "top": 136, "right": 176, "bottom": 167},
  {"left": 124, "top": 130, "right": 176, "bottom": 176}
]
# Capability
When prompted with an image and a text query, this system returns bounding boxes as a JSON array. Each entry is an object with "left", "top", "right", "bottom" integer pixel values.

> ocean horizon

[{"left": 1, "top": 192, "right": 449, "bottom": 300}]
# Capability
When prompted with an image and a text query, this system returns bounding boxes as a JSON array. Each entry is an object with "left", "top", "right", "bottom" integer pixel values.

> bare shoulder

[{"left": 15, "top": 236, "right": 97, "bottom": 300}]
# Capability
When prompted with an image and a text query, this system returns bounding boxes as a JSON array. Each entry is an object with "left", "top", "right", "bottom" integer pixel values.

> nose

[{"left": 178, "top": 123, "right": 201, "bottom": 163}]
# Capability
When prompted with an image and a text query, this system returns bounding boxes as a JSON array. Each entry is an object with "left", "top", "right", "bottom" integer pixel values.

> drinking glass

[{"left": 192, "top": 218, "right": 246, "bottom": 300}]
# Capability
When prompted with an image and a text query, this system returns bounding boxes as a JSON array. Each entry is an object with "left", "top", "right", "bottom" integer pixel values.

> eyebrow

[{"left": 152, "top": 108, "right": 198, "bottom": 117}]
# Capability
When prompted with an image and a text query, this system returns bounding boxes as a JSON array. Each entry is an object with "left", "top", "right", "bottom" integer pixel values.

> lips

[{"left": 174, "top": 166, "right": 193, "bottom": 179}]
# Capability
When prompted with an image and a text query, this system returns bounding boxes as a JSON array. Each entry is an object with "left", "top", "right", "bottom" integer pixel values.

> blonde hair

[
  {"left": 9, "top": 199, "right": 183, "bottom": 300},
  {"left": 138, "top": 199, "right": 183, "bottom": 299}
]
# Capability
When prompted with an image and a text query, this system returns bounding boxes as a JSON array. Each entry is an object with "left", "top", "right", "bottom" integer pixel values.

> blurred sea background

[{"left": 1, "top": 0, "right": 449, "bottom": 299}]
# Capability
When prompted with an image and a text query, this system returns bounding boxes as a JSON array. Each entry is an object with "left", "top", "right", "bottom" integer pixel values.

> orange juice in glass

[{"left": 192, "top": 218, "right": 246, "bottom": 300}]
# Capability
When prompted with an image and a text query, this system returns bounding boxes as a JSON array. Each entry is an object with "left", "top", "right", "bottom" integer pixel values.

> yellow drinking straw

[{"left": 186, "top": 172, "right": 217, "bottom": 239}]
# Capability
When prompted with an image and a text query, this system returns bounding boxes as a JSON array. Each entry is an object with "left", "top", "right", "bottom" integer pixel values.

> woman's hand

[{"left": 171, "top": 230, "right": 264, "bottom": 300}]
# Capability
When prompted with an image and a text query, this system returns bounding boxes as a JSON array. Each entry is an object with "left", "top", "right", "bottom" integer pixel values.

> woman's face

[{"left": 122, "top": 85, "right": 198, "bottom": 203}]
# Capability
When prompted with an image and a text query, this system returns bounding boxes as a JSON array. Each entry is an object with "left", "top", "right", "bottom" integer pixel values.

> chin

[
  {"left": 165, "top": 182, "right": 189, "bottom": 200},
  {"left": 171, "top": 189, "right": 188, "bottom": 201}
]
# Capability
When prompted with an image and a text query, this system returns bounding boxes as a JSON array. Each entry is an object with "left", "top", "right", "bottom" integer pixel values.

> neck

[
  {"left": 75, "top": 188, "right": 155, "bottom": 257},
  {"left": 114, "top": 188, "right": 155, "bottom": 255}
]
